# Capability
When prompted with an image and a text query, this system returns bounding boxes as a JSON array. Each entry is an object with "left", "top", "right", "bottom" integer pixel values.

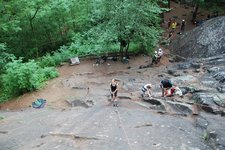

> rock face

[{"left": 170, "top": 16, "right": 225, "bottom": 58}]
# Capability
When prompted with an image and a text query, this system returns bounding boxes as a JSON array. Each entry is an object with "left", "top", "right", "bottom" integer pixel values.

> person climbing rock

[
  {"left": 141, "top": 83, "right": 152, "bottom": 98},
  {"left": 110, "top": 79, "right": 119, "bottom": 107},
  {"left": 180, "top": 19, "right": 185, "bottom": 32},
  {"left": 151, "top": 48, "right": 164, "bottom": 65},
  {"left": 160, "top": 79, "right": 173, "bottom": 97},
  {"left": 157, "top": 48, "right": 164, "bottom": 63},
  {"left": 151, "top": 51, "right": 159, "bottom": 65}
]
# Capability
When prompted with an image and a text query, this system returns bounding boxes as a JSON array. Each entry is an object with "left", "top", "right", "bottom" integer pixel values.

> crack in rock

[
  {"left": 0, "top": 131, "right": 8, "bottom": 134},
  {"left": 41, "top": 133, "right": 99, "bottom": 141},
  {"left": 135, "top": 123, "right": 153, "bottom": 128}
]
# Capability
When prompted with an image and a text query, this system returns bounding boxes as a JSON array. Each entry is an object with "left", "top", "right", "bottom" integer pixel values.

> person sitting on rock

[
  {"left": 141, "top": 83, "right": 152, "bottom": 98},
  {"left": 164, "top": 86, "right": 183, "bottom": 97},
  {"left": 160, "top": 79, "right": 173, "bottom": 97},
  {"left": 110, "top": 79, "right": 119, "bottom": 107}
]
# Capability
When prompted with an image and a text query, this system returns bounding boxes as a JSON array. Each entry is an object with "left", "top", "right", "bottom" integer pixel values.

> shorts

[
  {"left": 141, "top": 86, "right": 147, "bottom": 93},
  {"left": 111, "top": 91, "right": 117, "bottom": 98}
]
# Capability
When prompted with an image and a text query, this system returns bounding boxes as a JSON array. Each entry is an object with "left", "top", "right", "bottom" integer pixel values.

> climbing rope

[{"left": 114, "top": 107, "right": 133, "bottom": 150}]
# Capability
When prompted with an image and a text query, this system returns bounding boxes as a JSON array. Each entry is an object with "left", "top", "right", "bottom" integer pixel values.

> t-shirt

[
  {"left": 171, "top": 22, "right": 177, "bottom": 29},
  {"left": 111, "top": 83, "right": 118, "bottom": 92},
  {"left": 142, "top": 84, "right": 151, "bottom": 92},
  {"left": 158, "top": 50, "right": 163, "bottom": 57},
  {"left": 161, "top": 79, "right": 173, "bottom": 88}
]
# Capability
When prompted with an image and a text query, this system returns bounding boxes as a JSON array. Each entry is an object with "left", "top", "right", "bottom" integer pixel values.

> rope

[{"left": 115, "top": 108, "right": 133, "bottom": 150}]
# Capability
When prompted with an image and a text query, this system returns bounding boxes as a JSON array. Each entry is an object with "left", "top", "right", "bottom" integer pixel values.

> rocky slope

[
  {"left": 170, "top": 16, "right": 225, "bottom": 58},
  {"left": 0, "top": 53, "right": 225, "bottom": 150}
]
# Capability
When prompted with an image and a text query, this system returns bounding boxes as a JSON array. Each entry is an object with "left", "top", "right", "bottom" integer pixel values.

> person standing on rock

[
  {"left": 160, "top": 79, "right": 173, "bottom": 97},
  {"left": 180, "top": 19, "right": 185, "bottom": 32},
  {"left": 110, "top": 79, "right": 119, "bottom": 107},
  {"left": 141, "top": 84, "right": 152, "bottom": 98},
  {"left": 168, "top": 18, "right": 172, "bottom": 29}
]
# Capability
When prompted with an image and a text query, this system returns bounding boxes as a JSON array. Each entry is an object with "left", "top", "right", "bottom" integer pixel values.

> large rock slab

[
  {"left": 192, "top": 93, "right": 221, "bottom": 114},
  {"left": 213, "top": 71, "right": 225, "bottom": 82},
  {"left": 201, "top": 113, "right": 225, "bottom": 150},
  {"left": 142, "top": 97, "right": 166, "bottom": 111},
  {"left": 166, "top": 101, "right": 193, "bottom": 116},
  {"left": 66, "top": 97, "right": 94, "bottom": 108},
  {"left": 170, "top": 17, "right": 225, "bottom": 58},
  {"left": 217, "top": 84, "right": 225, "bottom": 93}
]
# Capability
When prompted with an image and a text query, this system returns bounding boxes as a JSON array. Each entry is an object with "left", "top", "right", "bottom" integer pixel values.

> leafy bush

[
  {"left": 0, "top": 43, "right": 15, "bottom": 73},
  {"left": 0, "top": 59, "right": 58, "bottom": 102},
  {"left": 37, "top": 46, "right": 76, "bottom": 68}
]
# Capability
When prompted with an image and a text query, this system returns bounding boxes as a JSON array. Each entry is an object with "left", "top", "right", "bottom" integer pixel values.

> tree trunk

[
  {"left": 168, "top": 0, "right": 170, "bottom": 8},
  {"left": 124, "top": 41, "right": 130, "bottom": 57},
  {"left": 29, "top": 6, "right": 40, "bottom": 58},
  {"left": 192, "top": 4, "right": 199, "bottom": 23},
  {"left": 120, "top": 41, "right": 124, "bottom": 60}
]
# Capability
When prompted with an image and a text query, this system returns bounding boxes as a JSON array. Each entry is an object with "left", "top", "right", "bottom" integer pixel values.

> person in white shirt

[
  {"left": 141, "top": 84, "right": 152, "bottom": 98},
  {"left": 157, "top": 48, "right": 164, "bottom": 62}
]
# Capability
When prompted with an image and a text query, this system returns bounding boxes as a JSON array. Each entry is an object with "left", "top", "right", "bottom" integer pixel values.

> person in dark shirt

[
  {"left": 160, "top": 79, "right": 173, "bottom": 97},
  {"left": 181, "top": 19, "right": 185, "bottom": 32}
]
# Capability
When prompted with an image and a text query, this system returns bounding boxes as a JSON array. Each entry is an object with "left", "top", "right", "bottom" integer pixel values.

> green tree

[
  {"left": 1, "top": 58, "right": 58, "bottom": 102},
  {"left": 0, "top": 43, "right": 15, "bottom": 73},
  {"left": 192, "top": 0, "right": 225, "bottom": 22},
  {"left": 70, "top": 0, "right": 164, "bottom": 59},
  {"left": 0, "top": 0, "right": 90, "bottom": 59}
]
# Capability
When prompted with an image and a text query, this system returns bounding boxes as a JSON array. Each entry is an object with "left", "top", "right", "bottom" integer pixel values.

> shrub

[
  {"left": 0, "top": 43, "right": 15, "bottom": 73},
  {"left": 0, "top": 58, "right": 58, "bottom": 102},
  {"left": 37, "top": 47, "right": 75, "bottom": 68}
]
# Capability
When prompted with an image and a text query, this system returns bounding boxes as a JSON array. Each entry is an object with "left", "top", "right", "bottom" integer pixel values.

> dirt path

[{"left": 0, "top": 54, "right": 169, "bottom": 110}]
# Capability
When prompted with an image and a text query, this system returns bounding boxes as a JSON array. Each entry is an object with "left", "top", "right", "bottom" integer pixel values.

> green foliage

[
  {"left": 0, "top": 58, "right": 58, "bottom": 102},
  {"left": 202, "top": 131, "right": 209, "bottom": 141},
  {"left": 70, "top": 0, "right": 163, "bottom": 55},
  {"left": 37, "top": 46, "right": 75, "bottom": 67},
  {"left": 0, "top": 0, "right": 90, "bottom": 59},
  {"left": 193, "top": 0, "right": 225, "bottom": 13},
  {"left": 0, "top": 0, "right": 166, "bottom": 102},
  {"left": 0, "top": 115, "right": 5, "bottom": 120},
  {"left": 0, "top": 43, "right": 15, "bottom": 73}
]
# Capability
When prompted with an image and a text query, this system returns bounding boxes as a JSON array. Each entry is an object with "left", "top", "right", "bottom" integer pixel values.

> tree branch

[{"left": 30, "top": 6, "right": 41, "bottom": 21}]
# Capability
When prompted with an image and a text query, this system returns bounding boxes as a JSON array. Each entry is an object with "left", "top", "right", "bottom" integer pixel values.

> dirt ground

[
  {"left": 0, "top": 54, "right": 170, "bottom": 110},
  {"left": 0, "top": 1, "right": 208, "bottom": 111},
  {"left": 162, "top": 1, "right": 210, "bottom": 39}
]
